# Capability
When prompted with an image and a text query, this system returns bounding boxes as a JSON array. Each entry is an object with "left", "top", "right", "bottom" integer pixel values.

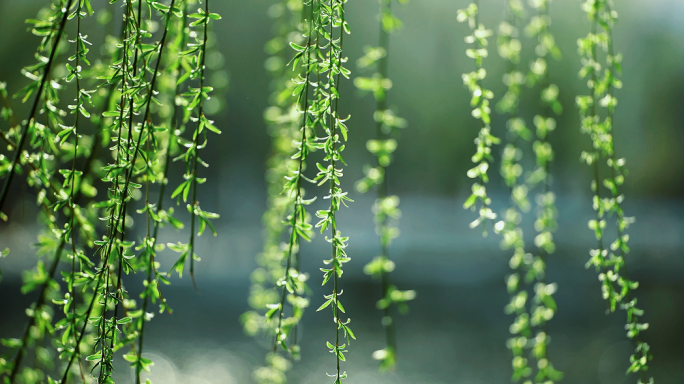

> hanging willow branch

[
  {"left": 354, "top": 0, "right": 414, "bottom": 371},
  {"left": 243, "top": 0, "right": 313, "bottom": 382},
  {"left": 0, "top": 0, "right": 75, "bottom": 219},
  {"left": 61, "top": 1, "right": 184, "bottom": 382},
  {"left": 311, "top": 0, "right": 355, "bottom": 382},
  {"left": 496, "top": 1, "right": 563, "bottom": 381},
  {"left": 168, "top": 0, "right": 221, "bottom": 288},
  {"left": 131, "top": 3, "right": 191, "bottom": 383},
  {"left": 0, "top": 0, "right": 225, "bottom": 382},
  {"left": 459, "top": 2, "right": 500, "bottom": 236},
  {"left": 269, "top": 0, "right": 317, "bottom": 360},
  {"left": 59, "top": 0, "right": 94, "bottom": 382},
  {"left": 522, "top": 0, "right": 563, "bottom": 381},
  {"left": 0, "top": 1, "right": 100, "bottom": 381},
  {"left": 495, "top": 1, "right": 536, "bottom": 382},
  {"left": 577, "top": 1, "right": 653, "bottom": 382}
]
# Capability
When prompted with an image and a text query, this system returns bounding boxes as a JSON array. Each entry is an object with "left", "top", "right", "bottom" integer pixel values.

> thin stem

[
  {"left": 67, "top": 0, "right": 85, "bottom": 380},
  {"left": 60, "top": 267, "right": 104, "bottom": 383},
  {"left": 0, "top": 0, "right": 75, "bottom": 216},
  {"left": 376, "top": 0, "right": 397, "bottom": 358},
  {"left": 273, "top": 4, "right": 314, "bottom": 354},
  {"left": 98, "top": 0, "right": 138, "bottom": 378},
  {"left": 110, "top": 0, "right": 145, "bottom": 353},
  {"left": 7, "top": 247, "right": 62, "bottom": 383},
  {"left": 61, "top": 1, "right": 178, "bottom": 381},
  {"left": 473, "top": 0, "right": 489, "bottom": 235},
  {"left": 136, "top": 6, "right": 188, "bottom": 382},
  {"left": 98, "top": 265, "right": 111, "bottom": 381},
  {"left": 328, "top": 0, "right": 345, "bottom": 379},
  {"left": 602, "top": 3, "right": 647, "bottom": 381},
  {"left": 588, "top": 2, "right": 613, "bottom": 306},
  {"left": 188, "top": 0, "right": 211, "bottom": 290}
]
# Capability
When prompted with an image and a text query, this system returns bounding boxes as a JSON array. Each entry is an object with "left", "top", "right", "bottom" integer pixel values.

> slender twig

[
  {"left": 67, "top": 0, "right": 87, "bottom": 381},
  {"left": 602, "top": 3, "right": 648, "bottom": 381},
  {"left": 330, "top": 0, "right": 345, "bottom": 379},
  {"left": 109, "top": 0, "right": 145, "bottom": 369},
  {"left": 375, "top": 0, "right": 397, "bottom": 360},
  {"left": 62, "top": 0, "right": 179, "bottom": 380},
  {"left": 188, "top": 0, "right": 212, "bottom": 290},
  {"left": 0, "top": 0, "right": 75, "bottom": 216},
  {"left": 273, "top": 6, "right": 314, "bottom": 353},
  {"left": 135, "top": 5, "right": 188, "bottom": 382}
]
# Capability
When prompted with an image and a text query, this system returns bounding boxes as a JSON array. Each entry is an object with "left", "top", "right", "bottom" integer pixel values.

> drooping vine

[
  {"left": 268, "top": 0, "right": 315, "bottom": 364},
  {"left": 496, "top": 0, "right": 563, "bottom": 381},
  {"left": 243, "top": 0, "right": 318, "bottom": 382},
  {"left": 312, "top": 0, "right": 356, "bottom": 382},
  {"left": 0, "top": 0, "right": 224, "bottom": 382},
  {"left": 91, "top": 0, "right": 149, "bottom": 379},
  {"left": 60, "top": 0, "right": 93, "bottom": 382},
  {"left": 0, "top": 0, "right": 75, "bottom": 220},
  {"left": 131, "top": 2, "right": 191, "bottom": 382},
  {"left": 354, "top": 0, "right": 414, "bottom": 371},
  {"left": 169, "top": 0, "right": 221, "bottom": 288},
  {"left": 62, "top": 1, "right": 181, "bottom": 382},
  {"left": 0, "top": 1, "right": 95, "bottom": 381},
  {"left": 577, "top": 1, "right": 653, "bottom": 382},
  {"left": 0, "top": 1, "right": 667, "bottom": 383},
  {"left": 459, "top": 2, "right": 500, "bottom": 235},
  {"left": 522, "top": 0, "right": 563, "bottom": 381},
  {"left": 495, "top": 1, "right": 536, "bottom": 382}
]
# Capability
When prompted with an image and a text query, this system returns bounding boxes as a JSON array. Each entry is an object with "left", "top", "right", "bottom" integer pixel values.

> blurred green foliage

[{"left": 1, "top": 0, "right": 682, "bottom": 201}]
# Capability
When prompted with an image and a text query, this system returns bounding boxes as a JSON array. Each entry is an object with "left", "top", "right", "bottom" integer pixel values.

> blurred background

[{"left": 1, "top": 0, "right": 683, "bottom": 383}]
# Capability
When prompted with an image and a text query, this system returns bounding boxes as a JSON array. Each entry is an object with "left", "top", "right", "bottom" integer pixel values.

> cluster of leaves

[
  {"left": 0, "top": 1, "right": 659, "bottom": 384},
  {"left": 0, "top": 0, "right": 222, "bottom": 383},
  {"left": 307, "top": 0, "right": 357, "bottom": 382},
  {"left": 495, "top": 1, "right": 536, "bottom": 382},
  {"left": 244, "top": 0, "right": 361, "bottom": 382},
  {"left": 473, "top": 0, "right": 565, "bottom": 381},
  {"left": 353, "top": 0, "right": 414, "bottom": 372},
  {"left": 168, "top": 0, "right": 221, "bottom": 286},
  {"left": 577, "top": 0, "right": 653, "bottom": 382},
  {"left": 458, "top": 2, "right": 500, "bottom": 235},
  {"left": 241, "top": 1, "right": 314, "bottom": 383},
  {"left": 497, "top": 0, "right": 563, "bottom": 383},
  {"left": 523, "top": 1, "right": 563, "bottom": 381}
]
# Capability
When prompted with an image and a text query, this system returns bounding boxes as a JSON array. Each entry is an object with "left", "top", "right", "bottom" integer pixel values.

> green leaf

[{"left": 317, "top": 298, "right": 333, "bottom": 312}]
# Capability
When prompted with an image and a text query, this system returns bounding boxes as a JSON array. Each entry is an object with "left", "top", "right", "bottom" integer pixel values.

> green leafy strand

[
  {"left": 0, "top": 1, "right": 99, "bottom": 381},
  {"left": 62, "top": 1, "right": 180, "bottom": 381},
  {"left": 96, "top": 1, "right": 149, "bottom": 380},
  {"left": 242, "top": 1, "right": 312, "bottom": 381},
  {"left": 269, "top": 0, "right": 317, "bottom": 363},
  {"left": 311, "top": 0, "right": 355, "bottom": 382},
  {"left": 0, "top": 0, "right": 76, "bottom": 219},
  {"left": 353, "top": 0, "right": 414, "bottom": 371},
  {"left": 51, "top": 7, "right": 134, "bottom": 383},
  {"left": 577, "top": 1, "right": 653, "bottom": 382},
  {"left": 496, "top": 1, "right": 563, "bottom": 381},
  {"left": 168, "top": 0, "right": 222, "bottom": 287},
  {"left": 59, "top": 1, "right": 94, "bottom": 382},
  {"left": 522, "top": 0, "right": 563, "bottom": 382},
  {"left": 130, "top": 3, "right": 193, "bottom": 383},
  {"left": 93, "top": 0, "right": 145, "bottom": 380},
  {"left": 0, "top": 6, "right": 126, "bottom": 381},
  {"left": 459, "top": 2, "right": 500, "bottom": 236},
  {"left": 0, "top": 1, "right": 225, "bottom": 383},
  {"left": 495, "top": 1, "right": 536, "bottom": 382}
]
